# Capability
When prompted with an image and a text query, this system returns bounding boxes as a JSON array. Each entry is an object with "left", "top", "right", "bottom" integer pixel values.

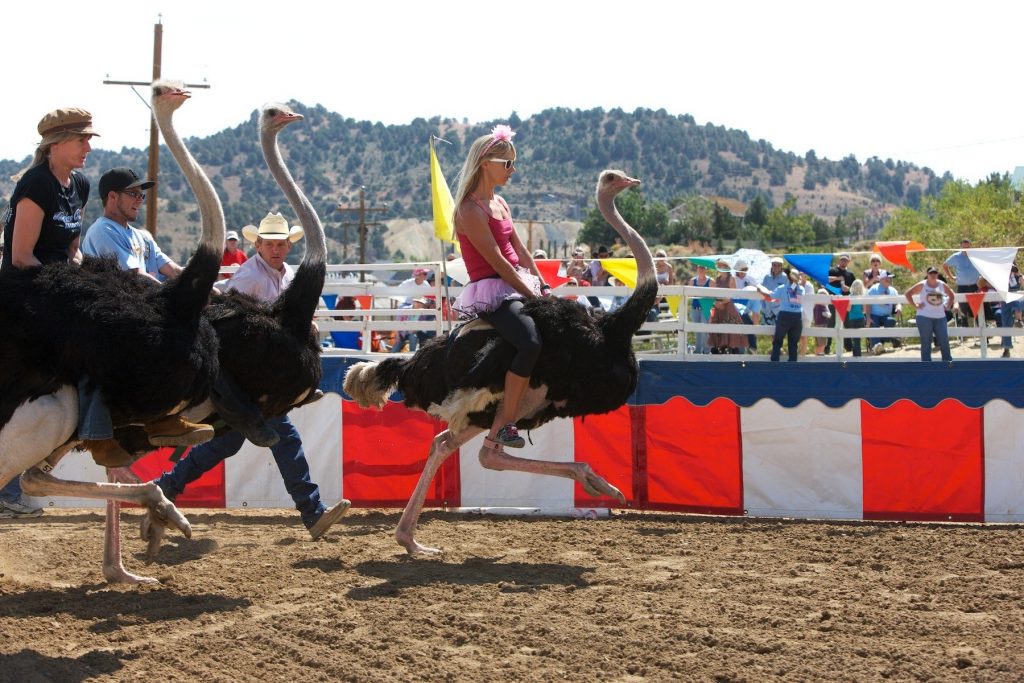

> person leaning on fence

[
  {"left": 708, "top": 259, "right": 748, "bottom": 354},
  {"left": 732, "top": 258, "right": 759, "bottom": 352},
  {"left": 905, "top": 266, "right": 955, "bottom": 362},
  {"left": 1000, "top": 264, "right": 1023, "bottom": 358},
  {"left": 688, "top": 263, "right": 712, "bottom": 354},
  {"left": 867, "top": 271, "right": 901, "bottom": 355},
  {"left": 770, "top": 270, "right": 804, "bottom": 362}
]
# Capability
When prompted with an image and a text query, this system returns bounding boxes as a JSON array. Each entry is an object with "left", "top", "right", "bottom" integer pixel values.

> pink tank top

[{"left": 457, "top": 199, "right": 520, "bottom": 281}]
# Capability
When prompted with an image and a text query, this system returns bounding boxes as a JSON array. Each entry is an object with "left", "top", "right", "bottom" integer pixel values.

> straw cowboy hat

[{"left": 242, "top": 212, "right": 304, "bottom": 243}]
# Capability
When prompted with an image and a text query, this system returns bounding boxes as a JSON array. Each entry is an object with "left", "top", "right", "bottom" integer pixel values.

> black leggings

[{"left": 482, "top": 299, "right": 542, "bottom": 378}]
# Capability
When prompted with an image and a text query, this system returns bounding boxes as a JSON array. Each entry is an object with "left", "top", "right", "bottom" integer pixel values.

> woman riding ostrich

[
  {"left": 0, "top": 82, "right": 226, "bottom": 583},
  {"left": 345, "top": 132, "right": 655, "bottom": 554}
]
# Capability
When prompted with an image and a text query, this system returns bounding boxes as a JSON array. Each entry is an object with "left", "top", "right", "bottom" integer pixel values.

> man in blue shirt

[
  {"left": 770, "top": 273, "right": 804, "bottom": 362},
  {"left": 943, "top": 238, "right": 979, "bottom": 323},
  {"left": 760, "top": 257, "right": 789, "bottom": 325},
  {"left": 82, "top": 168, "right": 181, "bottom": 282}
]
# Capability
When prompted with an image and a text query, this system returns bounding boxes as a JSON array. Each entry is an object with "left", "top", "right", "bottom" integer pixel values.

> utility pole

[
  {"left": 337, "top": 187, "right": 387, "bottom": 282},
  {"left": 103, "top": 16, "right": 209, "bottom": 237}
]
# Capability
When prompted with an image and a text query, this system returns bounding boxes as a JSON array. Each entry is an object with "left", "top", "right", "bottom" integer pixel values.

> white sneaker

[
  {"left": 0, "top": 498, "right": 43, "bottom": 518},
  {"left": 872, "top": 343, "right": 884, "bottom": 356}
]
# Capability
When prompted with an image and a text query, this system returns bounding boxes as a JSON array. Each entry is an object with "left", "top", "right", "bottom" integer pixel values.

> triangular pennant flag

[
  {"left": 600, "top": 258, "right": 639, "bottom": 288},
  {"left": 874, "top": 241, "right": 925, "bottom": 271},
  {"left": 832, "top": 297, "right": 850, "bottom": 323},
  {"left": 965, "top": 291, "right": 986, "bottom": 318},
  {"left": 666, "top": 295, "right": 681, "bottom": 318},
  {"left": 699, "top": 298, "right": 715, "bottom": 317},
  {"left": 534, "top": 259, "right": 569, "bottom": 288},
  {"left": 783, "top": 253, "right": 839, "bottom": 293},
  {"left": 429, "top": 137, "right": 456, "bottom": 243},
  {"left": 966, "top": 247, "right": 1018, "bottom": 295}
]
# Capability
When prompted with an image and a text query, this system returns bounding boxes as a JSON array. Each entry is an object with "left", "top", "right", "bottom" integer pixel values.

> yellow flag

[{"left": 430, "top": 138, "right": 456, "bottom": 243}]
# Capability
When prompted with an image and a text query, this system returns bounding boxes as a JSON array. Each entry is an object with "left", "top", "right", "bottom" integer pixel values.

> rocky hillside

[{"left": 0, "top": 104, "right": 948, "bottom": 264}]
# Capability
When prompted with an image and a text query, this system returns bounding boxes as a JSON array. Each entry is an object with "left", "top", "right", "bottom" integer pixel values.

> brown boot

[
  {"left": 144, "top": 415, "right": 215, "bottom": 447},
  {"left": 82, "top": 438, "right": 135, "bottom": 468}
]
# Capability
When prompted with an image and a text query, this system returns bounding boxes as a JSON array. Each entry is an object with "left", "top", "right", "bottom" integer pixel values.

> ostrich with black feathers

[
  {"left": 344, "top": 169, "right": 655, "bottom": 555},
  {"left": 139, "top": 101, "right": 344, "bottom": 560},
  {"left": 0, "top": 81, "right": 225, "bottom": 583}
]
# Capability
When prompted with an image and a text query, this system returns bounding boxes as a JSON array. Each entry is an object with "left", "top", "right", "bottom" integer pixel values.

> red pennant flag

[
  {"left": 832, "top": 297, "right": 851, "bottom": 323},
  {"left": 534, "top": 259, "right": 569, "bottom": 288},
  {"left": 874, "top": 241, "right": 926, "bottom": 272},
  {"left": 965, "top": 291, "right": 986, "bottom": 318}
]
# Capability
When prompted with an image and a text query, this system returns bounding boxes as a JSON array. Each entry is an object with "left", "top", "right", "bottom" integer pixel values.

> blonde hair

[
  {"left": 10, "top": 131, "right": 85, "bottom": 182},
  {"left": 850, "top": 279, "right": 865, "bottom": 296},
  {"left": 452, "top": 133, "right": 516, "bottom": 226}
]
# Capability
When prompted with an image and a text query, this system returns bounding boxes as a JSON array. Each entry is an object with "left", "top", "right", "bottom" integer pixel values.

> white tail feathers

[{"left": 342, "top": 362, "right": 393, "bottom": 409}]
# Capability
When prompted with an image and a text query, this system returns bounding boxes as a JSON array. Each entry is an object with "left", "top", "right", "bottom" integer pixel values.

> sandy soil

[{"left": 2, "top": 508, "right": 1023, "bottom": 682}]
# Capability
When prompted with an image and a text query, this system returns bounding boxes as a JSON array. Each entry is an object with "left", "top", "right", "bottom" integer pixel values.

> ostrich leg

[
  {"left": 21, "top": 467, "right": 191, "bottom": 538},
  {"left": 102, "top": 467, "right": 166, "bottom": 584},
  {"left": 477, "top": 387, "right": 626, "bottom": 503},
  {"left": 397, "top": 426, "right": 483, "bottom": 555}
]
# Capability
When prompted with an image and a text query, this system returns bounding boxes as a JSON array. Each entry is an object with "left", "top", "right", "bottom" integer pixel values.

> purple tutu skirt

[{"left": 453, "top": 267, "right": 542, "bottom": 321}]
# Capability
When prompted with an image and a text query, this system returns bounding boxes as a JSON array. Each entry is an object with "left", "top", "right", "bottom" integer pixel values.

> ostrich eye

[{"left": 266, "top": 108, "right": 280, "bottom": 117}]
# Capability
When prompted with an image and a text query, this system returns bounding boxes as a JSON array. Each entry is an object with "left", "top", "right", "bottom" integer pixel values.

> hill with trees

[{"left": 0, "top": 104, "right": 952, "bottom": 264}]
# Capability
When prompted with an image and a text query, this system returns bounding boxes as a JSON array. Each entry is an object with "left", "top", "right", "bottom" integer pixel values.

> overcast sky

[{"left": 5, "top": 0, "right": 1021, "bottom": 185}]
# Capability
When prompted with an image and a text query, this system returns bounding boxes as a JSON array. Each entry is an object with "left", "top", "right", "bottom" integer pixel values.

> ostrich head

[
  {"left": 151, "top": 80, "right": 191, "bottom": 114},
  {"left": 596, "top": 169, "right": 641, "bottom": 199},
  {"left": 260, "top": 103, "right": 304, "bottom": 135}
]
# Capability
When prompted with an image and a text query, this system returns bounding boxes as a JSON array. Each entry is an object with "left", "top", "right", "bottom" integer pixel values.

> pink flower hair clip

[
  {"left": 482, "top": 124, "right": 516, "bottom": 154},
  {"left": 491, "top": 124, "right": 515, "bottom": 142}
]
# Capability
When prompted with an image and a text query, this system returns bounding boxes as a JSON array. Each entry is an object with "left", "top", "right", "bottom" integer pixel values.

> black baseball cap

[{"left": 98, "top": 167, "right": 155, "bottom": 201}]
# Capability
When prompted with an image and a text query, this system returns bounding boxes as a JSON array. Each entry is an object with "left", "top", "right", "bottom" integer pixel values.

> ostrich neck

[
  {"left": 154, "top": 107, "right": 224, "bottom": 253},
  {"left": 598, "top": 194, "right": 655, "bottom": 283},
  {"left": 260, "top": 128, "right": 326, "bottom": 267}
]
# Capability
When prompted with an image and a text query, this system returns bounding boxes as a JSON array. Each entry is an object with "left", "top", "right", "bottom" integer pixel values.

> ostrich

[
  {"left": 344, "top": 170, "right": 654, "bottom": 555},
  {"left": 139, "top": 101, "right": 340, "bottom": 559},
  {"left": 0, "top": 80, "right": 225, "bottom": 583}
]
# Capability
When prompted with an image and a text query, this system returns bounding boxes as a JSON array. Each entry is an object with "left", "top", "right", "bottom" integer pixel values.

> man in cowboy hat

[
  {"left": 229, "top": 212, "right": 304, "bottom": 299},
  {"left": 154, "top": 211, "right": 348, "bottom": 541}
]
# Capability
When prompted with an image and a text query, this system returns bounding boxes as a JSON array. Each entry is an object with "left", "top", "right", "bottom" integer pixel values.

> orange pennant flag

[
  {"left": 874, "top": 241, "right": 926, "bottom": 271},
  {"left": 965, "top": 291, "right": 986, "bottom": 318},
  {"left": 832, "top": 297, "right": 850, "bottom": 323}
]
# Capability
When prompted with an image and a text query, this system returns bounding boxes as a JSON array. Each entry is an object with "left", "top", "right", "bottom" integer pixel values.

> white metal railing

[{"left": 218, "top": 263, "right": 1021, "bottom": 360}]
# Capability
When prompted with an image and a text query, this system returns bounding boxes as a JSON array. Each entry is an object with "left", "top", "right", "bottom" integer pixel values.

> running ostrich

[
  {"left": 0, "top": 81, "right": 225, "bottom": 583},
  {"left": 139, "top": 101, "right": 334, "bottom": 559},
  {"left": 344, "top": 169, "right": 654, "bottom": 554}
]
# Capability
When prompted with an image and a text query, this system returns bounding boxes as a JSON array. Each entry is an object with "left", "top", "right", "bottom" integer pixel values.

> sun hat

[{"left": 242, "top": 212, "right": 304, "bottom": 243}]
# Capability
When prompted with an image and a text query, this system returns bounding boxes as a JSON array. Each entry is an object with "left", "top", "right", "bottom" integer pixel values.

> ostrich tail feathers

[{"left": 343, "top": 360, "right": 402, "bottom": 409}]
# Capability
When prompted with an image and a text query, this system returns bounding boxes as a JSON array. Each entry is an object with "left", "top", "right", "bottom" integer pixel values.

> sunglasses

[
  {"left": 486, "top": 158, "right": 516, "bottom": 170},
  {"left": 120, "top": 190, "right": 146, "bottom": 201}
]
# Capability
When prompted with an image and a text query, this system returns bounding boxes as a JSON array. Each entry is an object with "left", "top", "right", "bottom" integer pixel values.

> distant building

[{"left": 1012, "top": 166, "right": 1024, "bottom": 191}]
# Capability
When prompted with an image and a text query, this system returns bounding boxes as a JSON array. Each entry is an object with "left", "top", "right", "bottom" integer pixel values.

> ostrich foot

[
  {"left": 396, "top": 529, "right": 443, "bottom": 556},
  {"left": 139, "top": 488, "right": 191, "bottom": 563},
  {"left": 482, "top": 438, "right": 505, "bottom": 454},
  {"left": 140, "top": 514, "right": 169, "bottom": 564},
  {"left": 103, "top": 562, "right": 160, "bottom": 585},
  {"left": 575, "top": 463, "right": 627, "bottom": 504}
]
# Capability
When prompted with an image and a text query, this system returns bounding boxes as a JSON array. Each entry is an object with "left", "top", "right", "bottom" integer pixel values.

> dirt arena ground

[{"left": 1, "top": 508, "right": 1023, "bottom": 682}]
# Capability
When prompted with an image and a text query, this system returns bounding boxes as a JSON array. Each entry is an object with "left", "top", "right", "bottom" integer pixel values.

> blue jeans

[
  {"left": 77, "top": 376, "right": 113, "bottom": 440},
  {"left": 916, "top": 315, "right": 952, "bottom": 362},
  {"left": 868, "top": 313, "right": 896, "bottom": 347},
  {"left": 155, "top": 414, "right": 324, "bottom": 527},
  {"left": 1, "top": 477, "right": 22, "bottom": 503},
  {"left": 1001, "top": 304, "right": 1016, "bottom": 349},
  {"left": 690, "top": 306, "right": 709, "bottom": 354}
]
